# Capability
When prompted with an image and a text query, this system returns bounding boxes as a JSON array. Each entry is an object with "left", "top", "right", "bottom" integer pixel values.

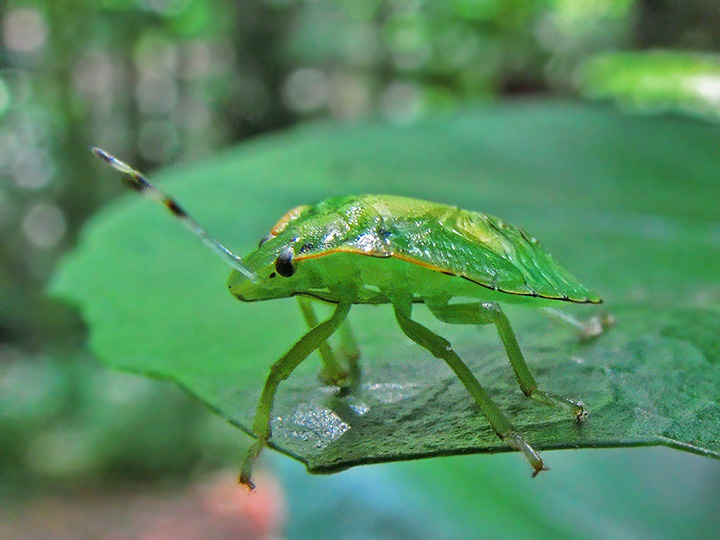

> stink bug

[{"left": 92, "top": 147, "right": 603, "bottom": 488}]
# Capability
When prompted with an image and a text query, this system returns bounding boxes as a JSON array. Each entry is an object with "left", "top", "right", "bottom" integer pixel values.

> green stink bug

[{"left": 92, "top": 147, "right": 602, "bottom": 488}]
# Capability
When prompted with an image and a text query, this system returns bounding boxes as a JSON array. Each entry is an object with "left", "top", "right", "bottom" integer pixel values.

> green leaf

[
  {"left": 51, "top": 102, "right": 720, "bottom": 476},
  {"left": 575, "top": 51, "right": 720, "bottom": 122}
]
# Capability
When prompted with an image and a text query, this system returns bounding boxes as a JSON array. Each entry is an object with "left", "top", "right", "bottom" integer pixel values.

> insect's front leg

[
  {"left": 240, "top": 301, "right": 351, "bottom": 489},
  {"left": 297, "top": 297, "right": 349, "bottom": 387},
  {"left": 296, "top": 297, "right": 361, "bottom": 388},
  {"left": 426, "top": 300, "right": 587, "bottom": 423}
]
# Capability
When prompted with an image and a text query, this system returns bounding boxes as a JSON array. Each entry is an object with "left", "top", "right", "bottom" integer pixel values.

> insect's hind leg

[
  {"left": 241, "top": 302, "right": 351, "bottom": 489},
  {"left": 392, "top": 298, "right": 547, "bottom": 477},
  {"left": 297, "top": 297, "right": 360, "bottom": 387},
  {"left": 426, "top": 300, "right": 587, "bottom": 423},
  {"left": 542, "top": 307, "right": 615, "bottom": 342}
]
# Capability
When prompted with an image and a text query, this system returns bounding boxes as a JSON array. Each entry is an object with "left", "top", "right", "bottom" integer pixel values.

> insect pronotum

[{"left": 93, "top": 147, "right": 602, "bottom": 488}]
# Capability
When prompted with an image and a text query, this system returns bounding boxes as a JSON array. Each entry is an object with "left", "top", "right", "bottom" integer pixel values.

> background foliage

[{"left": 2, "top": 1, "right": 719, "bottom": 539}]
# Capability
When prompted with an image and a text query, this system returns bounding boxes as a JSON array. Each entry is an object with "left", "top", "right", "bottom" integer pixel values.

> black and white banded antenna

[{"left": 92, "top": 147, "right": 257, "bottom": 281}]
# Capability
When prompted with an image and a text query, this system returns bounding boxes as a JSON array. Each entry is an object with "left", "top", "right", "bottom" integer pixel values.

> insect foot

[
  {"left": 579, "top": 313, "right": 616, "bottom": 342},
  {"left": 541, "top": 308, "right": 614, "bottom": 342},
  {"left": 239, "top": 437, "right": 267, "bottom": 490},
  {"left": 575, "top": 402, "right": 589, "bottom": 423},
  {"left": 505, "top": 431, "right": 548, "bottom": 477},
  {"left": 318, "top": 366, "right": 352, "bottom": 389},
  {"left": 527, "top": 389, "right": 588, "bottom": 424}
]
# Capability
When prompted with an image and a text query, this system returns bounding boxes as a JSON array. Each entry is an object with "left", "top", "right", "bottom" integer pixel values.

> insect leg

[
  {"left": 426, "top": 301, "right": 587, "bottom": 422},
  {"left": 297, "top": 297, "right": 349, "bottom": 387},
  {"left": 392, "top": 298, "right": 546, "bottom": 477},
  {"left": 338, "top": 319, "right": 361, "bottom": 384},
  {"left": 541, "top": 307, "right": 615, "bottom": 342},
  {"left": 240, "top": 301, "right": 351, "bottom": 489}
]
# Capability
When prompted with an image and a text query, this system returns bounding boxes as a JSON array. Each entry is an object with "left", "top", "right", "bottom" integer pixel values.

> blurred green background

[{"left": 1, "top": 1, "right": 719, "bottom": 539}]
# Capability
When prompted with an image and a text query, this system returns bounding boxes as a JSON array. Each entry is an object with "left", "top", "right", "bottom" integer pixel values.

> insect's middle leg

[
  {"left": 338, "top": 318, "right": 361, "bottom": 384},
  {"left": 391, "top": 298, "right": 546, "bottom": 477},
  {"left": 240, "top": 301, "right": 351, "bottom": 488},
  {"left": 426, "top": 300, "right": 587, "bottom": 422},
  {"left": 297, "top": 297, "right": 361, "bottom": 387}
]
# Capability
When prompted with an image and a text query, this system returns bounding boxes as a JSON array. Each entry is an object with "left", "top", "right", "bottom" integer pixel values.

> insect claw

[
  {"left": 532, "top": 464, "right": 550, "bottom": 478},
  {"left": 239, "top": 475, "right": 256, "bottom": 491},
  {"left": 318, "top": 367, "right": 352, "bottom": 389},
  {"left": 575, "top": 405, "right": 589, "bottom": 424},
  {"left": 579, "top": 313, "right": 616, "bottom": 341},
  {"left": 506, "top": 431, "right": 546, "bottom": 477}
]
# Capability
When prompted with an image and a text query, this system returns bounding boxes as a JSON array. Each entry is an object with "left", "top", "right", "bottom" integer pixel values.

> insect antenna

[{"left": 92, "top": 147, "right": 257, "bottom": 281}]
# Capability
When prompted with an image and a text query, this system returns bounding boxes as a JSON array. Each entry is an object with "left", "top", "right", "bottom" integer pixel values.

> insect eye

[
  {"left": 275, "top": 249, "right": 296, "bottom": 277},
  {"left": 258, "top": 234, "right": 273, "bottom": 248}
]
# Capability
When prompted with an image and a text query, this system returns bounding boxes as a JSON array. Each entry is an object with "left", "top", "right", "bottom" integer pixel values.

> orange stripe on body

[{"left": 295, "top": 247, "right": 601, "bottom": 304}]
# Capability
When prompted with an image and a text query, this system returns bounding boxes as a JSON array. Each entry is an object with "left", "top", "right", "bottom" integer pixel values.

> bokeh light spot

[
  {"left": 138, "top": 120, "right": 180, "bottom": 162},
  {"left": 283, "top": 68, "right": 329, "bottom": 113},
  {"left": 137, "top": 74, "right": 179, "bottom": 116},
  {"left": 691, "top": 75, "right": 720, "bottom": 105},
  {"left": 12, "top": 148, "right": 54, "bottom": 190},
  {"left": 73, "top": 53, "right": 115, "bottom": 97},
  {"left": 22, "top": 202, "right": 66, "bottom": 248},
  {"left": 381, "top": 81, "right": 424, "bottom": 124},
  {"left": 3, "top": 8, "right": 47, "bottom": 53}
]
